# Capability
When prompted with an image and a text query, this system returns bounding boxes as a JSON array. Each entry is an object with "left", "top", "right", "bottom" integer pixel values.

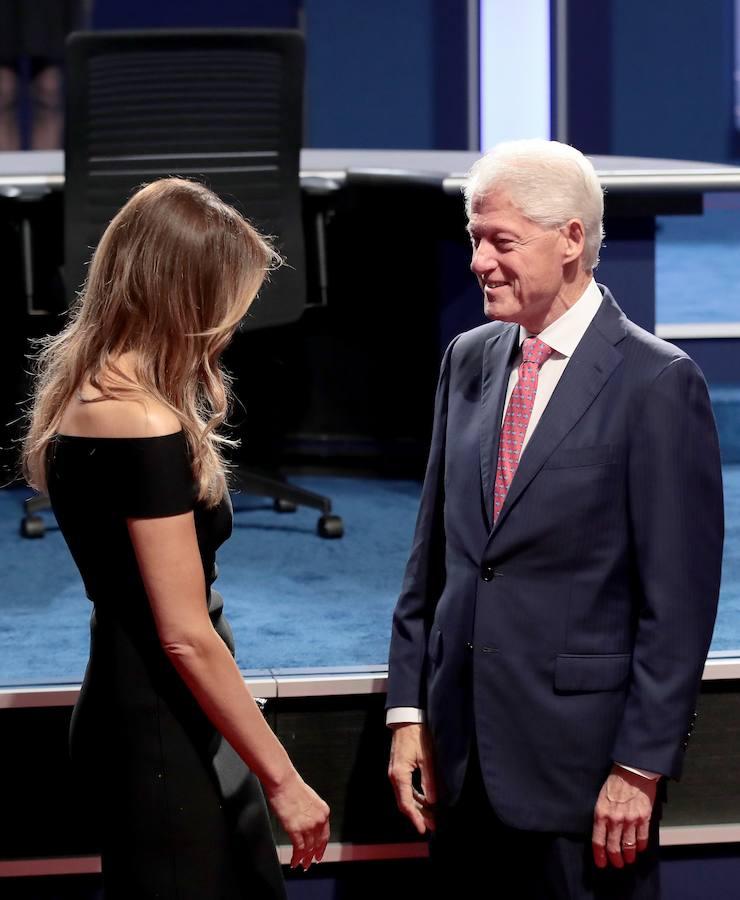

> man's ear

[{"left": 561, "top": 218, "right": 586, "bottom": 265}]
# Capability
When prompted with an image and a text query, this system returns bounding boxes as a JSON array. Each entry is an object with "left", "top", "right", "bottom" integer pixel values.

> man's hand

[
  {"left": 387, "top": 723, "right": 437, "bottom": 834},
  {"left": 592, "top": 765, "right": 658, "bottom": 869}
]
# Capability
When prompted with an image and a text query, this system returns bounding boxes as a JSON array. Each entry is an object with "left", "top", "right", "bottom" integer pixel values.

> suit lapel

[
  {"left": 492, "top": 292, "right": 626, "bottom": 533},
  {"left": 480, "top": 325, "right": 519, "bottom": 528}
]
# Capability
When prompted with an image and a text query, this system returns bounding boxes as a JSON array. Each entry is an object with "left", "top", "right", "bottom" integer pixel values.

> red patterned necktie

[{"left": 493, "top": 336, "right": 554, "bottom": 522}]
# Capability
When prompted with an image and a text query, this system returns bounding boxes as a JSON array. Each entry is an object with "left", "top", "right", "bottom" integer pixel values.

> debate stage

[{"left": 1, "top": 151, "right": 740, "bottom": 890}]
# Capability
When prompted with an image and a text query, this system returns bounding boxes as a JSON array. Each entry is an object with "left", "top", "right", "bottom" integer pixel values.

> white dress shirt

[{"left": 387, "top": 280, "right": 659, "bottom": 780}]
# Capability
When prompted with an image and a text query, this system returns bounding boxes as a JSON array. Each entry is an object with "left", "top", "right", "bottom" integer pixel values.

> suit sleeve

[
  {"left": 385, "top": 337, "right": 457, "bottom": 711},
  {"left": 611, "top": 355, "right": 724, "bottom": 778}
]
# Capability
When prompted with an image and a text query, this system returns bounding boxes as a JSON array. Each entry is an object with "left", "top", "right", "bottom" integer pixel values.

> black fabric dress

[{"left": 47, "top": 431, "right": 286, "bottom": 900}]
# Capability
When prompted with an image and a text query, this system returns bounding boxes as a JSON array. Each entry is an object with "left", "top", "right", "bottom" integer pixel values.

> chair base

[
  {"left": 232, "top": 468, "right": 344, "bottom": 539},
  {"left": 21, "top": 472, "right": 344, "bottom": 539}
]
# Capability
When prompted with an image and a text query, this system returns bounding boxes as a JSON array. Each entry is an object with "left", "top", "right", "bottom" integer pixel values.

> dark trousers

[{"left": 429, "top": 743, "right": 660, "bottom": 899}]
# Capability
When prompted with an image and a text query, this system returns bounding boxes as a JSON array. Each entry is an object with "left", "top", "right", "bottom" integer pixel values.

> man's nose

[{"left": 471, "top": 242, "right": 498, "bottom": 276}]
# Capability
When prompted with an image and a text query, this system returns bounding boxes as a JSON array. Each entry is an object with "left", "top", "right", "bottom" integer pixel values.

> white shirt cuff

[
  {"left": 615, "top": 762, "right": 661, "bottom": 780},
  {"left": 386, "top": 707, "right": 425, "bottom": 726}
]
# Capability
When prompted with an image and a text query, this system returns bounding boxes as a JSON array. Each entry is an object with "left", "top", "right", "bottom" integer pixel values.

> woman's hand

[{"left": 265, "top": 770, "right": 330, "bottom": 871}]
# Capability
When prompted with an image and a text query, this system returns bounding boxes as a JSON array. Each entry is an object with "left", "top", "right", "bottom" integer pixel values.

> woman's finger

[
  {"left": 316, "top": 819, "right": 330, "bottom": 861},
  {"left": 290, "top": 833, "right": 306, "bottom": 869}
]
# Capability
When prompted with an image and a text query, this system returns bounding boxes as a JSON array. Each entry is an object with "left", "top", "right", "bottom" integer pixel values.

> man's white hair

[{"left": 463, "top": 139, "right": 605, "bottom": 271}]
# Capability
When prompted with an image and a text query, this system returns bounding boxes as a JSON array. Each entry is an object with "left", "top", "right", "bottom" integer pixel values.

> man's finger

[
  {"left": 419, "top": 755, "right": 437, "bottom": 805},
  {"left": 621, "top": 826, "right": 637, "bottom": 865},
  {"left": 592, "top": 840, "right": 607, "bottom": 869},
  {"left": 636, "top": 820, "right": 650, "bottom": 853},
  {"left": 606, "top": 823, "right": 625, "bottom": 870},
  {"left": 592, "top": 819, "right": 607, "bottom": 868},
  {"left": 412, "top": 786, "right": 434, "bottom": 808},
  {"left": 391, "top": 770, "right": 427, "bottom": 834},
  {"left": 412, "top": 787, "right": 436, "bottom": 831}
]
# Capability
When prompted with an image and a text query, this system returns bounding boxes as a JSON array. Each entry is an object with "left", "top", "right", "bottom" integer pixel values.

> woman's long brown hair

[{"left": 22, "top": 178, "right": 280, "bottom": 506}]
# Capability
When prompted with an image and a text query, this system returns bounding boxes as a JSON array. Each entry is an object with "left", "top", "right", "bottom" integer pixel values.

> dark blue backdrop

[
  {"left": 568, "top": 0, "right": 736, "bottom": 163},
  {"left": 89, "top": 0, "right": 738, "bottom": 159}
]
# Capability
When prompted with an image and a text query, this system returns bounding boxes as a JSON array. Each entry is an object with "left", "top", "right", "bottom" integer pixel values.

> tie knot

[{"left": 521, "top": 336, "right": 553, "bottom": 367}]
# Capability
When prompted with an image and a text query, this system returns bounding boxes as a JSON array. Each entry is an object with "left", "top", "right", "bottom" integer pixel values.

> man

[{"left": 386, "top": 140, "right": 723, "bottom": 898}]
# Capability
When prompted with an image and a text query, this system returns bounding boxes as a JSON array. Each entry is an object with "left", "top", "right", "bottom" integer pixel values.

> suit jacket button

[
  {"left": 466, "top": 642, "right": 474, "bottom": 651},
  {"left": 481, "top": 564, "right": 495, "bottom": 582}
]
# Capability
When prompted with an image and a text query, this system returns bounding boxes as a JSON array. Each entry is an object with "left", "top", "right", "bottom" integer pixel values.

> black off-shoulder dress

[{"left": 47, "top": 431, "right": 286, "bottom": 900}]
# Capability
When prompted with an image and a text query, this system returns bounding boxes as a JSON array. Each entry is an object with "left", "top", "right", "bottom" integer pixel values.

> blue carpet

[
  {"left": 0, "top": 469, "right": 738, "bottom": 686},
  {"left": 0, "top": 477, "right": 419, "bottom": 685}
]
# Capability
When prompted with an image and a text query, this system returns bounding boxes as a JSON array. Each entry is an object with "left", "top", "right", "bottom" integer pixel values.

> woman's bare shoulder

[{"left": 57, "top": 390, "right": 181, "bottom": 439}]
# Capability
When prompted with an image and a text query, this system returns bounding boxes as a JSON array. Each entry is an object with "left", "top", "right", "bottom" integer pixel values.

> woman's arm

[{"left": 127, "top": 511, "right": 330, "bottom": 870}]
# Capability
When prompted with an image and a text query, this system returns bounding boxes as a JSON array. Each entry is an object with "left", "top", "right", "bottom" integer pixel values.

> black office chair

[{"left": 21, "top": 29, "right": 343, "bottom": 538}]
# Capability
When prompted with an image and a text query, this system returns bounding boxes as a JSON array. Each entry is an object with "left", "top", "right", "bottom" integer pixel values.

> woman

[{"left": 22, "top": 178, "right": 329, "bottom": 898}]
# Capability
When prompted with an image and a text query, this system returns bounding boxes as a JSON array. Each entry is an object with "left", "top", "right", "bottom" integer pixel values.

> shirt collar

[{"left": 518, "top": 279, "right": 603, "bottom": 358}]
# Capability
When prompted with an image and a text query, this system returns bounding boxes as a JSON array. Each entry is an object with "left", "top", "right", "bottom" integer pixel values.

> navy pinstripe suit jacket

[{"left": 387, "top": 286, "right": 724, "bottom": 833}]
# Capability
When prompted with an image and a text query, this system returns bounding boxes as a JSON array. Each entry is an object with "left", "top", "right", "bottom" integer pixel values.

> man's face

[{"left": 468, "top": 189, "right": 568, "bottom": 331}]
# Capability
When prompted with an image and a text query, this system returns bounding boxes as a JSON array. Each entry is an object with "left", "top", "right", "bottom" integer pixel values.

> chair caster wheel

[
  {"left": 317, "top": 514, "right": 343, "bottom": 539},
  {"left": 21, "top": 514, "right": 46, "bottom": 538},
  {"left": 273, "top": 498, "right": 297, "bottom": 513}
]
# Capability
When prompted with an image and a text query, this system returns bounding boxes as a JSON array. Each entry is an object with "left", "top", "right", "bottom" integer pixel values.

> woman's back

[{"left": 48, "top": 390, "right": 285, "bottom": 899}]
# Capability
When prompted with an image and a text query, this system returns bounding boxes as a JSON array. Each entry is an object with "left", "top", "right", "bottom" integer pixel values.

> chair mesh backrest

[{"left": 65, "top": 29, "right": 305, "bottom": 330}]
